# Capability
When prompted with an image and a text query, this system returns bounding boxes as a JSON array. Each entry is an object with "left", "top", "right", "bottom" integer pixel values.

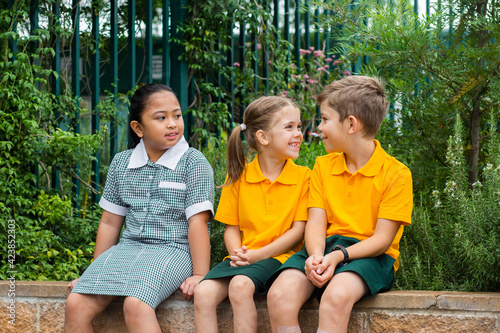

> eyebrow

[{"left": 153, "top": 108, "right": 181, "bottom": 114}]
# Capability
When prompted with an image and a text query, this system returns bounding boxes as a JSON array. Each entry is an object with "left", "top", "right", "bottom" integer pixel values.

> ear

[
  {"left": 256, "top": 129, "right": 269, "bottom": 146},
  {"left": 347, "top": 115, "right": 359, "bottom": 135},
  {"left": 130, "top": 120, "right": 144, "bottom": 138}
]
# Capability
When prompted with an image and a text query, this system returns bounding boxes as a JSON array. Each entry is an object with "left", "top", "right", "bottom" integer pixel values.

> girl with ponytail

[{"left": 194, "top": 96, "right": 311, "bottom": 333}]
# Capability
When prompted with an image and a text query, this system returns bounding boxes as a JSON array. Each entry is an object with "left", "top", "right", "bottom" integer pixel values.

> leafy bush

[{"left": 394, "top": 114, "right": 500, "bottom": 291}]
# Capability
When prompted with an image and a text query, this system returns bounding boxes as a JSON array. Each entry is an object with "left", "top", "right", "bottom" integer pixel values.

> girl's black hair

[{"left": 128, "top": 83, "right": 176, "bottom": 148}]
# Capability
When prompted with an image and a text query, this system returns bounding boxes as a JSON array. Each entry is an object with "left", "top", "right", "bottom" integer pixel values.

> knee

[
  {"left": 194, "top": 281, "right": 218, "bottom": 311},
  {"left": 319, "top": 285, "right": 353, "bottom": 313},
  {"left": 123, "top": 297, "right": 151, "bottom": 326},
  {"left": 65, "top": 293, "right": 94, "bottom": 326},
  {"left": 267, "top": 283, "right": 293, "bottom": 316},
  {"left": 228, "top": 276, "right": 255, "bottom": 305}
]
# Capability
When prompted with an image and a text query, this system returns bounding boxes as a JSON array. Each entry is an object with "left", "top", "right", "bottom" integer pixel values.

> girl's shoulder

[
  {"left": 109, "top": 148, "right": 135, "bottom": 169},
  {"left": 181, "top": 147, "right": 213, "bottom": 168}
]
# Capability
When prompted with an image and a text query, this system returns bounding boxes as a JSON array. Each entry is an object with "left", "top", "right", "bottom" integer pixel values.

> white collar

[{"left": 127, "top": 136, "right": 190, "bottom": 170}]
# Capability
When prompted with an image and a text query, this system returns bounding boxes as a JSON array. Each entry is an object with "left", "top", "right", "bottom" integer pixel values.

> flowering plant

[{"left": 281, "top": 47, "right": 350, "bottom": 138}]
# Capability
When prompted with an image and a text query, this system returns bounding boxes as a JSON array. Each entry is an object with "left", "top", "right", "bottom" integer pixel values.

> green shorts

[
  {"left": 267, "top": 235, "right": 395, "bottom": 300},
  {"left": 203, "top": 258, "right": 282, "bottom": 295}
]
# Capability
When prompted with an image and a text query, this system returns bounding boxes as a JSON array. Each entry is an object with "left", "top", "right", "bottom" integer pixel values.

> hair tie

[{"left": 240, "top": 123, "right": 246, "bottom": 131}]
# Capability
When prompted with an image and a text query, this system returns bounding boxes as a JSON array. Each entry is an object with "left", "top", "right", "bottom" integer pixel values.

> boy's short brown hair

[{"left": 317, "top": 75, "right": 389, "bottom": 138}]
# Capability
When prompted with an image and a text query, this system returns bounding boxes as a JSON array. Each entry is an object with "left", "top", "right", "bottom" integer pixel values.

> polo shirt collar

[
  {"left": 246, "top": 155, "right": 298, "bottom": 185},
  {"left": 331, "top": 140, "right": 385, "bottom": 177},
  {"left": 127, "top": 136, "right": 189, "bottom": 170}
]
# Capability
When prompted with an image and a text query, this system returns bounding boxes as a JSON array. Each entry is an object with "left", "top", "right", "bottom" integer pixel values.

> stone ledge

[{"left": 1, "top": 281, "right": 499, "bottom": 332}]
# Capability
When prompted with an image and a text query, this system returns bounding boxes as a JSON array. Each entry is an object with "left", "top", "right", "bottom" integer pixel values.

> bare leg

[
  {"left": 194, "top": 278, "right": 230, "bottom": 333},
  {"left": 123, "top": 296, "right": 161, "bottom": 333},
  {"left": 65, "top": 293, "right": 116, "bottom": 333},
  {"left": 267, "top": 269, "right": 315, "bottom": 333},
  {"left": 228, "top": 275, "right": 257, "bottom": 333},
  {"left": 318, "top": 272, "right": 368, "bottom": 333}
]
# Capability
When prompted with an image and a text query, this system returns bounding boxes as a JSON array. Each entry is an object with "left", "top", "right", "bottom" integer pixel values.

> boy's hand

[
  {"left": 305, "top": 254, "right": 323, "bottom": 280},
  {"left": 308, "top": 252, "right": 340, "bottom": 287},
  {"left": 180, "top": 274, "right": 204, "bottom": 301}
]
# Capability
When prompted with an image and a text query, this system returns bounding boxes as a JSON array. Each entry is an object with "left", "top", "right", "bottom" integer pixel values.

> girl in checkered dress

[
  {"left": 65, "top": 84, "right": 214, "bottom": 332},
  {"left": 194, "top": 96, "right": 311, "bottom": 333}
]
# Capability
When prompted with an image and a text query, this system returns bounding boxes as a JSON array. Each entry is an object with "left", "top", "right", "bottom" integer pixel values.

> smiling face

[
  {"left": 262, "top": 105, "right": 303, "bottom": 160},
  {"left": 317, "top": 102, "right": 349, "bottom": 153},
  {"left": 130, "top": 91, "right": 184, "bottom": 162}
]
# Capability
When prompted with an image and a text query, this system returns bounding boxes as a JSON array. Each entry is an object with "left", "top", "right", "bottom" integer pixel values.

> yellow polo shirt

[
  {"left": 308, "top": 140, "right": 413, "bottom": 270},
  {"left": 215, "top": 155, "right": 311, "bottom": 263}
]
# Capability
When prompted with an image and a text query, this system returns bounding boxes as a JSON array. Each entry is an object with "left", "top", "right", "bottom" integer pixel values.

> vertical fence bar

[
  {"left": 30, "top": 0, "right": 39, "bottom": 91},
  {"left": 314, "top": 6, "right": 320, "bottom": 51},
  {"left": 239, "top": 19, "right": 247, "bottom": 113},
  {"left": 252, "top": 31, "right": 258, "bottom": 90},
  {"left": 52, "top": 1, "right": 61, "bottom": 192},
  {"left": 91, "top": 1, "right": 100, "bottom": 203},
  {"left": 128, "top": 0, "right": 136, "bottom": 89},
  {"left": 228, "top": 9, "right": 235, "bottom": 124},
  {"left": 8, "top": 0, "right": 17, "bottom": 60},
  {"left": 110, "top": 0, "right": 118, "bottom": 158},
  {"left": 162, "top": 0, "right": 170, "bottom": 86},
  {"left": 294, "top": 0, "right": 300, "bottom": 75},
  {"left": 72, "top": 0, "right": 81, "bottom": 204},
  {"left": 284, "top": 0, "right": 290, "bottom": 83},
  {"left": 170, "top": 0, "right": 189, "bottom": 137},
  {"left": 304, "top": 1, "right": 310, "bottom": 56},
  {"left": 145, "top": 0, "right": 153, "bottom": 84},
  {"left": 263, "top": 0, "right": 269, "bottom": 94}
]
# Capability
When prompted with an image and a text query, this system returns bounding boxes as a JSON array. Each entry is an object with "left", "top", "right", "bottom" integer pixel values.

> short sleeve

[
  {"left": 294, "top": 168, "right": 311, "bottom": 221},
  {"left": 214, "top": 177, "right": 240, "bottom": 226},
  {"left": 307, "top": 158, "right": 326, "bottom": 210},
  {"left": 378, "top": 167, "right": 413, "bottom": 225},
  {"left": 184, "top": 150, "right": 215, "bottom": 220},
  {"left": 99, "top": 153, "right": 128, "bottom": 216}
]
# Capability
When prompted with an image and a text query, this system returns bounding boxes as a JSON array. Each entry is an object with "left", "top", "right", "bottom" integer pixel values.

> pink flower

[
  {"left": 318, "top": 66, "right": 327, "bottom": 72},
  {"left": 313, "top": 50, "right": 325, "bottom": 58},
  {"left": 325, "top": 58, "right": 333, "bottom": 62},
  {"left": 324, "top": 65, "right": 330, "bottom": 69},
  {"left": 333, "top": 60, "right": 342, "bottom": 65},
  {"left": 300, "top": 49, "right": 311, "bottom": 55},
  {"left": 268, "top": 60, "right": 272, "bottom": 64},
  {"left": 307, "top": 79, "right": 317, "bottom": 84},
  {"left": 257, "top": 44, "right": 261, "bottom": 50},
  {"left": 343, "top": 70, "right": 351, "bottom": 76},
  {"left": 312, "top": 95, "right": 317, "bottom": 99},
  {"left": 309, "top": 46, "right": 315, "bottom": 51},
  {"left": 303, "top": 74, "right": 310, "bottom": 79},
  {"left": 281, "top": 91, "right": 289, "bottom": 97},
  {"left": 233, "top": 62, "right": 240, "bottom": 67}
]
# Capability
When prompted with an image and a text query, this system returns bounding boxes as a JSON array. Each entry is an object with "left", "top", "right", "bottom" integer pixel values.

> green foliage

[
  {"left": 394, "top": 115, "right": 500, "bottom": 291},
  {"left": 0, "top": 3, "right": 107, "bottom": 280},
  {"left": 314, "top": 0, "right": 500, "bottom": 190}
]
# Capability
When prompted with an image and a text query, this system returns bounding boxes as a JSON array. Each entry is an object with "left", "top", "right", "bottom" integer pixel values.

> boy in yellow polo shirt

[{"left": 267, "top": 76, "right": 413, "bottom": 333}]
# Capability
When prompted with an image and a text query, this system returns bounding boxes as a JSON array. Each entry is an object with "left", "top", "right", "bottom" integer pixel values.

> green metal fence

[{"left": 6, "top": 0, "right": 427, "bottom": 203}]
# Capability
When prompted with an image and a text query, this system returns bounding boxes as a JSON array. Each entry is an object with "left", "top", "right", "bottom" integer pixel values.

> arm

[
  {"left": 236, "top": 221, "right": 306, "bottom": 264},
  {"left": 94, "top": 210, "right": 126, "bottom": 259},
  {"left": 224, "top": 224, "right": 247, "bottom": 267},
  {"left": 303, "top": 207, "right": 328, "bottom": 282},
  {"left": 310, "top": 218, "right": 402, "bottom": 288},
  {"left": 68, "top": 210, "right": 124, "bottom": 289},
  {"left": 180, "top": 210, "right": 211, "bottom": 301}
]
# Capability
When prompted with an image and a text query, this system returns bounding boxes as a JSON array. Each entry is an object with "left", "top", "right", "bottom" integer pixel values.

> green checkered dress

[{"left": 72, "top": 137, "right": 214, "bottom": 308}]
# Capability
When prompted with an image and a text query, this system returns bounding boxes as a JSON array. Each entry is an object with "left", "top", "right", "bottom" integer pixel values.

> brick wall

[{"left": 1, "top": 281, "right": 499, "bottom": 332}]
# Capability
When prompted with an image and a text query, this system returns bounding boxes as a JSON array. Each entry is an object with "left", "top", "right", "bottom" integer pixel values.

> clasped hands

[
  {"left": 229, "top": 245, "right": 259, "bottom": 267},
  {"left": 304, "top": 252, "right": 340, "bottom": 288}
]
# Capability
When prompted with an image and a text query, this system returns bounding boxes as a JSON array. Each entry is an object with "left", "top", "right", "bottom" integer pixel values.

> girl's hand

[
  {"left": 180, "top": 274, "right": 204, "bottom": 301},
  {"left": 229, "top": 246, "right": 250, "bottom": 266},
  {"left": 67, "top": 278, "right": 79, "bottom": 290}
]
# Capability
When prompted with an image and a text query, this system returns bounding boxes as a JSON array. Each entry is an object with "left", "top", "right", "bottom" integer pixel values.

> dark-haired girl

[
  {"left": 194, "top": 96, "right": 311, "bottom": 333},
  {"left": 65, "top": 84, "right": 214, "bottom": 333}
]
